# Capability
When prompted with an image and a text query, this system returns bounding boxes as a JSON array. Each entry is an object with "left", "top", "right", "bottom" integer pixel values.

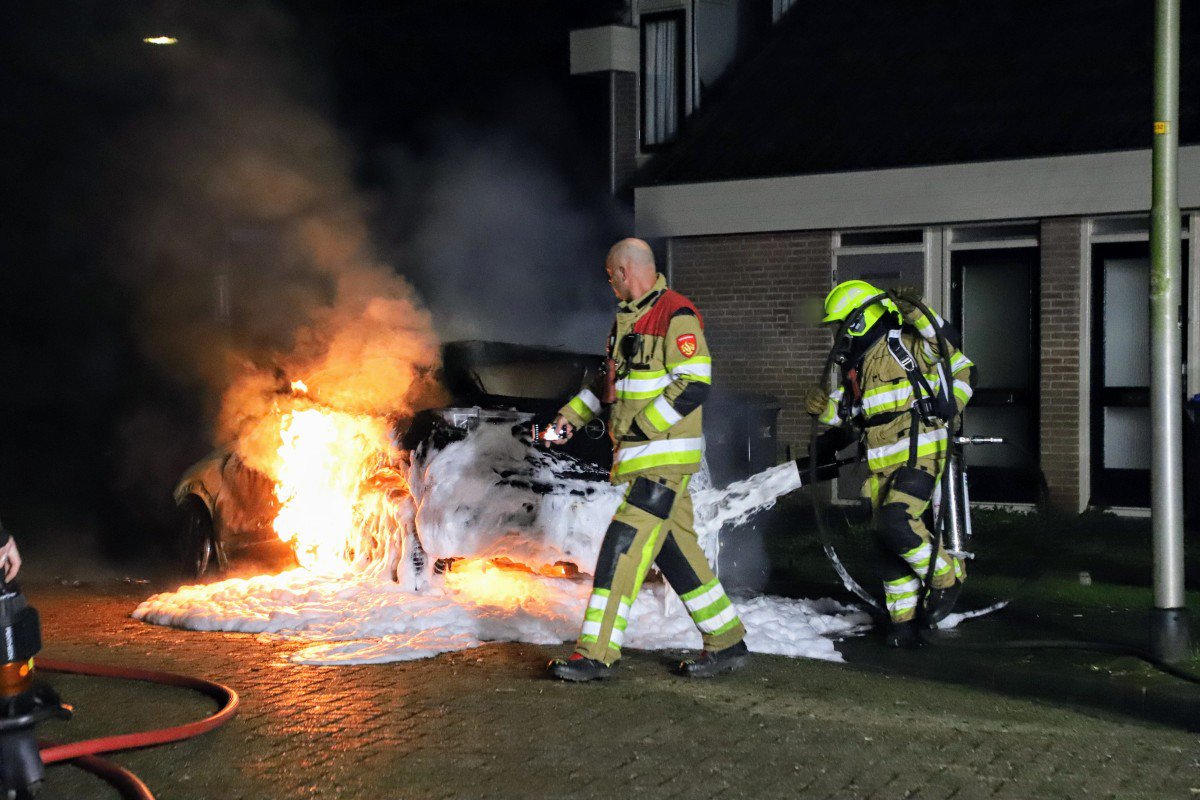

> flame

[
  {"left": 442, "top": 558, "right": 548, "bottom": 606},
  {"left": 272, "top": 406, "right": 395, "bottom": 571},
  {"left": 291, "top": 379, "right": 308, "bottom": 394}
]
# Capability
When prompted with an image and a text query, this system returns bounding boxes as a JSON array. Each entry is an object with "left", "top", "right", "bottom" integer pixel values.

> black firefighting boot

[
  {"left": 885, "top": 619, "right": 921, "bottom": 648},
  {"left": 676, "top": 640, "right": 750, "bottom": 678},
  {"left": 547, "top": 653, "right": 613, "bottom": 682},
  {"left": 920, "top": 580, "right": 963, "bottom": 629}
]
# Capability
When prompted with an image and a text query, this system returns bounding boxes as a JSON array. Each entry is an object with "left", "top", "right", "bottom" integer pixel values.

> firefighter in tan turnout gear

[
  {"left": 806, "top": 280, "right": 975, "bottom": 648},
  {"left": 546, "top": 239, "right": 749, "bottom": 681}
]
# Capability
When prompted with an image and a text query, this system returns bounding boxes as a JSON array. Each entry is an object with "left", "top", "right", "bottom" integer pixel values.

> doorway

[
  {"left": 951, "top": 248, "right": 1041, "bottom": 503},
  {"left": 1090, "top": 241, "right": 1189, "bottom": 507}
]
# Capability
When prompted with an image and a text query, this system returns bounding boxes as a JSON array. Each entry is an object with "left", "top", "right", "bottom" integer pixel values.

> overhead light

[{"left": 143, "top": 36, "right": 178, "bottom": 45}]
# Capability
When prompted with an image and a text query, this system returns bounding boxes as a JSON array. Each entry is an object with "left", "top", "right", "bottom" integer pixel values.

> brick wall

[
  {"left": 1039, "top": 218, "right": 1086, "bottom": 512},
  {"left": 671, "top": 231, "right": 834, "bottom": 456},
  {"left": 611, "top": 71, "right": 638, "bottom": 195}
]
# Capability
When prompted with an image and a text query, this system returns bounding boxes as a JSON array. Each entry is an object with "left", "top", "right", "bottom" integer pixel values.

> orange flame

[
  {"left": 442, "top": 558, "right": 548, "bottom": 606},
  {"left": 272, "top": 405, "right": 394, "bottom": 571}
]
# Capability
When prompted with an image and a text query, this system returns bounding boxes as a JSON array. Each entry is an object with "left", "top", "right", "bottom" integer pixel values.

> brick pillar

[
  {"left": 671, "top": 231, "right": 834, "bottom": 457},
  {"left": 1039, "top": 218, "right": 1087, "bottom": 513},
  {"left": 611, "top": 71, "right": 638, "bottom": 196}
]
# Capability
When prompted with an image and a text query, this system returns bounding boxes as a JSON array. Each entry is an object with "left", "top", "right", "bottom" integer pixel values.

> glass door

[
  {"left": 951, "top": 248, "right": 1040, "bottom": 502},
  {"left": 1090, "top": 242, "right": 1188, "bottom": 507}
]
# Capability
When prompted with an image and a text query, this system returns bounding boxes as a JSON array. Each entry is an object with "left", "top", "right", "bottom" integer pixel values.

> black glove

[{"left": 887, "top": 285, "right": 923, "bottom": 316}]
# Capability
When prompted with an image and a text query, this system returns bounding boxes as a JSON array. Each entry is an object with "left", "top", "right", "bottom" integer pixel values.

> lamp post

[{"left": 1149, "top": 0, "right": 1190, "bottom": 662}]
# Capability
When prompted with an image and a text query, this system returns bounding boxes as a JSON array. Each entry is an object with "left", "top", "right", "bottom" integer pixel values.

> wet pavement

[{"left": 21, "top": 580, "right": 1200, "bottom": 799}]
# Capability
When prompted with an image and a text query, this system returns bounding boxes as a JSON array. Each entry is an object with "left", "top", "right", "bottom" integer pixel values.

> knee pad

[
  {"left": 890, "top": 466, "right": 935, "bottom": 502},
  {"left": 592, "top": 520, "right": 638, "bottom": 588},
  {"left": 625, "top": 476, "right": 676, "bottom": 519},
  {"left": 876, "top": 503, "right": 921, "bottom": 554}
]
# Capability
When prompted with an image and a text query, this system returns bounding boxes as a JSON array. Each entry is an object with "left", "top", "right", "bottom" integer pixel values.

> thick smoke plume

[{"left": 102, "top": 4, "right": 444, "bottom": 479}]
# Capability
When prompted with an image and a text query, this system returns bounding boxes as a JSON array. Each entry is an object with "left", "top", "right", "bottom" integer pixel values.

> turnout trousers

[
  {"left": 575, "top": 474, "right": 746, "bottom": 664},
  {"left": 867, "top": 456, "right": 966, "bottom": 623}
]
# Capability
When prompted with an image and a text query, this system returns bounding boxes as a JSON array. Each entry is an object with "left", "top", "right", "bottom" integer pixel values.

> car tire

[{"left": 179, "top": 496, "right": 223, "bottom": 580}]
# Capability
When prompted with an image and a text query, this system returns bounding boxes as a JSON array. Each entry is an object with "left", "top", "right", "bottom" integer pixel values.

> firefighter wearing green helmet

[{"left": 805, "top": 279, "right": 976, "bottom": 647}]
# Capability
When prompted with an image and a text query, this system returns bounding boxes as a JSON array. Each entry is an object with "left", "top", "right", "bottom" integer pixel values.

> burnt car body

[{"left": 173, "top": 341, "right": 609, "bottom": 578}]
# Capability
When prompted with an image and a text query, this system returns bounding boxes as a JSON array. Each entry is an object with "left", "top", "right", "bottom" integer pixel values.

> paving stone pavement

[{"left": 24, "top": 582, "right": 1200, "bottom": 799}]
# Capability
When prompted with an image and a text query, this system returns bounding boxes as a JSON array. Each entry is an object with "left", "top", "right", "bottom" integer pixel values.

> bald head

[{"left": 605, "top": 238, "right": 658, "bottom": 301}]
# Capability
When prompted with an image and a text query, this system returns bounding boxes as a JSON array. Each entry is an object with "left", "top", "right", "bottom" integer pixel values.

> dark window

[
  {"left": 772, "top": 0, "right": 797, "bottom": 23},
  {"left": 839, "top": 229, "right": 924, "bottom": 247},
  {"left": 641, "top": 11, "right": 685, "bottom": 150}
]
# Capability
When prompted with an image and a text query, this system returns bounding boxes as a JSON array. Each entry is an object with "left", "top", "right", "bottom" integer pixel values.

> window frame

[{"left": 640, "top": 9, "right": 687, "bottom": 152}]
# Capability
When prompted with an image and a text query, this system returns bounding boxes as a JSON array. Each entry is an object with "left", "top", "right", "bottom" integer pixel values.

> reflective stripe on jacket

[
  {"left": 559, "top": 274, "right": 711, "bottom": 483},
  {"left": 819, "top": 304, "right": 975, "bottom": 474}
]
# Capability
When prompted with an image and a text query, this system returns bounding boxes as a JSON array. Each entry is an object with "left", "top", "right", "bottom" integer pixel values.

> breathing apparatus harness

[
  {"left": 809, "top": 291, "right": 962, "bottom": 619},
  {"left": 810, "top": 294, "right": 1200, "bottom": 687}
]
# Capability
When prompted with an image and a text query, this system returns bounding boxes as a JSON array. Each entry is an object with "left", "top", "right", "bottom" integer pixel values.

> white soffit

[
  {"left": 570, "top": 26, "right": 639, "bottom": 75},
  {"left": 635, "top": 147, "right": 1200, "bottom": 237}
]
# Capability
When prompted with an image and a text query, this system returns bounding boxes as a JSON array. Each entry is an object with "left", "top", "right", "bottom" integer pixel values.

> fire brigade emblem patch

[{"left": 676, "top": 333, "right": 697, "bottom": 358}]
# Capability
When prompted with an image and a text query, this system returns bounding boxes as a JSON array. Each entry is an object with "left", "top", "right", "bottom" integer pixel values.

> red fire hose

[{"left": 35, "top": 658, "right": 240, "bottom": 799}]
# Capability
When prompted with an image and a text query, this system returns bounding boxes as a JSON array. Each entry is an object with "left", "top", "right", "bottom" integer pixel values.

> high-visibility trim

[
  {"left": 681, "top": 576, "right": 720, "bottom": 603},
  {"left": 690, "top": 594, "right": 733, "bottom": 624},
  {"left": 899, "top": 543, "right": 952, "bottom": 577},
  {"left": 631, "top": 523, "right": 664, "bottom": 601},
  {"left": 695, "top": 603, "right": 740, "bottom": 634},
  {"left": 682, "top": 582, "right": 726, "bottom": 613},
  {"left": 643, "top": 394, "right": 684, "bottom": 432},
  {"left": 953, "top": 380, "right": 973, "bottom": 406},
  {"left": 862, "top": 384, "right": 913, "bottom": 414},
  {"left": 911, "top": 311, "right": 946, "bottom": 342},
  {"left": 579, "top": 633, "right": 620, "bottom": 654},
  {"left": 950, "top": 351, "right": 973, "bottom": 372},
  {"left": 581, "top": 620, "right": 602, "bottom": 638},
  {"left": 567, "top": 390, "right": 599, "bottom": 424},
  {"left": 615, "top": 373, "right": 673, "bottom": 399},
  {"left": 669, "top": 357, "right": 712, "bottom": 384},
  {"left": 883, "top": 575, "right": 922, "bottom": 615},
  {"left": 884, "top": 576, "right": 921, "bottom": 591},
  {"left": 614, "top": 437, "right": 704, "bottom": 476},
  {"left": 866, "top": 428, "right": 948, "bottom": 470},
  {"left": 818, "top": 386, "right": 845, "bottom": 426}
]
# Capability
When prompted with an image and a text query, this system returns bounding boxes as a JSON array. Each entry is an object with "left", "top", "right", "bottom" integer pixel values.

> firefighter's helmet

[{"left": 821, "top": 279, "right": 897, "bottom": 336}]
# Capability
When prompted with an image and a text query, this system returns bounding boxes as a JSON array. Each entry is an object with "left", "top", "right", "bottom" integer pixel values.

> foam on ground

[{"left": 135, "top": 424, "right": 870, "bottom": 664}]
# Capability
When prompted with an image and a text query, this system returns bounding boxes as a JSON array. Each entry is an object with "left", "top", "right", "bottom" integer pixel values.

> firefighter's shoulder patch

[{"left": 676, "top": 333, "right": 697, "bottom": 358}]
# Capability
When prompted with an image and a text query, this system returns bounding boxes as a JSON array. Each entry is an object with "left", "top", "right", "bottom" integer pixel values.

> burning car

[{"left": 173, "top": 341, "right": 611, "bottom": 578}]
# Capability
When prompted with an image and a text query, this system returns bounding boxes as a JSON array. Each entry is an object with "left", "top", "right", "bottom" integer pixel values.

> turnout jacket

[
  {"left": 559, "top": 274, "right": 712, "bottom": 483},
  {"left": 818, "top": 304, "right": 975, "bottom": 473}
]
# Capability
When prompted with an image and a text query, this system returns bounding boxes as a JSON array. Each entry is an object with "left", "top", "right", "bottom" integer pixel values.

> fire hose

[
  {"left": 807, "top": 291, "right": 1200, "bottom": 686},
  {"left": 0, "top": 577, "right": 239, "bottom": 800}
]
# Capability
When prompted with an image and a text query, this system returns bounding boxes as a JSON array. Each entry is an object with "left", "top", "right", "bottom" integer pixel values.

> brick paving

[{"left": 26, "top": 581, "right": 1200, "bottom": 799}]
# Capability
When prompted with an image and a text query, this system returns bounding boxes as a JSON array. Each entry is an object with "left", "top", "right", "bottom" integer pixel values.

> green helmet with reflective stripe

[{"left": 821, "top": 279, "right": 896, "bottom": 336}]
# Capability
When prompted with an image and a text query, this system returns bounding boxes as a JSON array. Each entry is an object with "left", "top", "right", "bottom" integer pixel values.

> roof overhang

[{"left": 635, "top": 146, "right": 1200, "bottom": 237}]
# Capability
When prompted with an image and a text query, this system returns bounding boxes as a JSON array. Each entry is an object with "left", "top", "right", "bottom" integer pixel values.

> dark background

[{"left": 0, "top": 1, "right": 626, "bottom": 571}]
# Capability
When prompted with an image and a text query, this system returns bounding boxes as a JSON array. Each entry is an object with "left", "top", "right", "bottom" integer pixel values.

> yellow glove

[{"left": 804, "top": 386, "right": 829, "bottom": 416}]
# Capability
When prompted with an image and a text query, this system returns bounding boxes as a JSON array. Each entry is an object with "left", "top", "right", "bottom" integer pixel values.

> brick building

[{"left": 570, "top": 0, "right": 1200, "bottom": 513}]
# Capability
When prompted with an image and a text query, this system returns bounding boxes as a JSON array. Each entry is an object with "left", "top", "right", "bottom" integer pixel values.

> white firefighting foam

[{"left": 135, "top": 425, "right": 870, "bottom": 665}]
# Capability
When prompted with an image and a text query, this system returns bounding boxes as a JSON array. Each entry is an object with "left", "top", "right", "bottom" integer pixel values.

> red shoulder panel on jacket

[{"left": 633, "top": 290, "right": 703, "bottom": 335}]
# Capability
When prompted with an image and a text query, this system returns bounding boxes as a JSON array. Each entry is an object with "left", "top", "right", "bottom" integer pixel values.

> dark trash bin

[{"left": 702, "top": 390, "right": 781, "bottom": 488}]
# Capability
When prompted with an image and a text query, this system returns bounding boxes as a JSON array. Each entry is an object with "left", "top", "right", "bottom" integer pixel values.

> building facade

[{"left": 570, "top": 0, "right": 1200, "bottom": 514}]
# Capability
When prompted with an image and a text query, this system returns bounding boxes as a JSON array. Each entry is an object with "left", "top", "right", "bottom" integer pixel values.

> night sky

[{"left": 0, "top": 1, "right": 625, "bottom": 567}]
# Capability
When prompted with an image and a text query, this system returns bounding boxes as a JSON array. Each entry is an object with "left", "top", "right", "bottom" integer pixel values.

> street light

[{"left": 142, "top": 36, "right": 178, "bottom": 45}]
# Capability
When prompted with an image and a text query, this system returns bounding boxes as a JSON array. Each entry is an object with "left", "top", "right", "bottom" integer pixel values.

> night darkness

[{"left": 0, "top": 1, "right": 626, "bottom": 573}]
